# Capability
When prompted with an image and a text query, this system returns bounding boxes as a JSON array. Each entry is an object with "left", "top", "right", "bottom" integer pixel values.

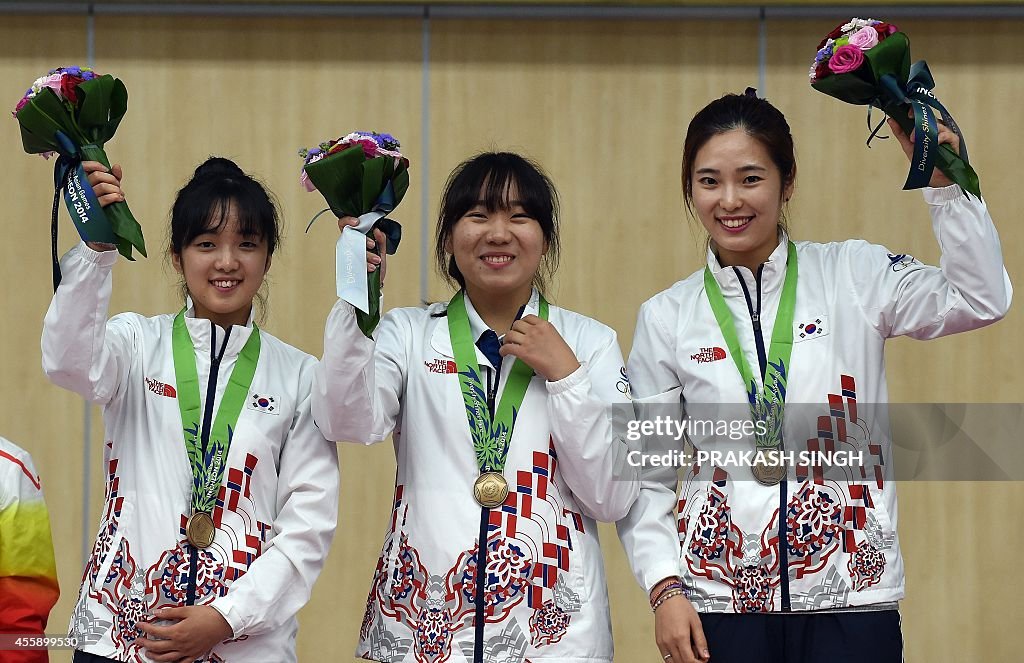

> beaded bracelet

[
  {"left": 651, "top": 588, "right": 685, "bottom": 612},
  {"left": 649, "top": 580, "right": 684, "bottom": 608}
]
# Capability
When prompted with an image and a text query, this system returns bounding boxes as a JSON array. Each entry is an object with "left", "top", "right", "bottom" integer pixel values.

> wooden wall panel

[
  {"left": 429, "top": 19, "right": 761, "bottom": 348},
  {"left": 1, "top": 16, "right": 89, "bottom": 659}
]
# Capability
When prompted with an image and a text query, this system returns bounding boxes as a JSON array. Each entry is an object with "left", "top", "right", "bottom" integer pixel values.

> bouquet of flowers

[
  {"left": 14, "top": 66, "right": 146, "bottom": 287},
  {"left": 809, "top": 18, "right": 980, "bottom": 197},
  {"left": 300, "top": 131, "right": 410, "bottom": 336}
]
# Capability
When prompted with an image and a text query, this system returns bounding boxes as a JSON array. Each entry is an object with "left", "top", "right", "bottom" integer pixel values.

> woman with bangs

[
  {"left": 313, "top": 152, "right": 638, "bottom": 663},
  {"left": 43, "top": 157, "right": 357, "bottom": 663}
]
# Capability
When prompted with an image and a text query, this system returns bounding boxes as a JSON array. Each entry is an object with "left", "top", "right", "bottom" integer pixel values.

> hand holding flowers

[
  {"left": 810, "top": 18, "right": 980, "bottom": 197},
  {"left": 14, "top": 66, "right": 146, "bottom": 288},
  {"left": 300, "top": 131, "right": 409, "bottom": 336}
]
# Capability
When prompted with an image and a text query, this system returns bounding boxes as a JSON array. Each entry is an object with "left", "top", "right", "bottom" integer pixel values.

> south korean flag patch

[
  {"left": 794, "top": 315, "right": 829, "bottom": 342},
  {"left": 247, "top": 393, "right": 279, "bottom": 415}
]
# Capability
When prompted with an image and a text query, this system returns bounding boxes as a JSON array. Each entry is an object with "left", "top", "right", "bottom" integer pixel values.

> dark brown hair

[
  {"left": 682, "top": 91, "right": 797, "bottom": 215},
  {"left": 435, "top": 152, "right": 560, "bottom": 292}
]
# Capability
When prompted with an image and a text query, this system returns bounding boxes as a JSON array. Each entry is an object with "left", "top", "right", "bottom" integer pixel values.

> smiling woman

[
  {"left": 617, "top": 90, "right": 1012, "bottom": 663},
  {"left": 689, "top": 130, "right": 793, "bottom": 273},
  {"left": 40, "top": 157, "right": 359, "bottom": 663},
  {"left": 312, "top": 151, "right": 639, "bottom": 663},
  {"left": 167, "top": 159, "right": 278, "bottom": 328}
]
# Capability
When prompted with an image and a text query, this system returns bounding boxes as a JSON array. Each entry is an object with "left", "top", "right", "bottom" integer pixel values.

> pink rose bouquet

[{"left": 809, "top": 18, "right": 979, "bottom": 197}]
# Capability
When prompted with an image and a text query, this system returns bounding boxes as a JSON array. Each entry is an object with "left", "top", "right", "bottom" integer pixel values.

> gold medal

[
  {"left": 752, "top": 450, "right": 788, "bottom": 487},
  {"left": 186, "top": 511, "right": 216, "bottom": 549},
  {"left": 473, "top": 472, "right": 509, "bottom": 508}
]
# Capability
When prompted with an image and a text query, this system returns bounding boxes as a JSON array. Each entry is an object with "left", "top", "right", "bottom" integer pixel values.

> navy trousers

[{"left": 698, "top": 610, "right": 903, "bottom": 663}]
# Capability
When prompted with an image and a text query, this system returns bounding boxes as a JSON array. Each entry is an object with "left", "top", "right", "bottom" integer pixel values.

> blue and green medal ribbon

[
  {"left": 702, "top": 242, "right": 798, "bottom": 453},
  {"left": 447, "top": 291, "right": 548, "bottom": 506},
  {"left": 171, "top": 310, "right": 261, "bottom": 544}
]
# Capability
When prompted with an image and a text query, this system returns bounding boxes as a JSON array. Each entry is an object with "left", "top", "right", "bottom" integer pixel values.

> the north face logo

[
  {"left": 691, "top": 347, "right": 727, "bottom": 364},
  {"left": 425, "top": 359, "right": 458, "bottom": 374},
  {"left": 145, "top": 377, "right": 177, "bottom": 398}
]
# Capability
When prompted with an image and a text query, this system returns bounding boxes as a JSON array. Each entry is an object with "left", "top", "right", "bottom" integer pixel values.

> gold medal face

[
  {"left": 752, "top": 454, "right": 788, "bottom": 487},
  {"left": 473, "top": 472, "right": 509, "bottom": 508},
  {"left": 186, "top": 511, "right": 216, "bottom": 549}
]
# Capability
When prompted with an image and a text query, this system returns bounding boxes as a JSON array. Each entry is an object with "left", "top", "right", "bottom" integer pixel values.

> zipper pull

[{"left": 751, "top": 312, "right": 761, "bottom": 332}]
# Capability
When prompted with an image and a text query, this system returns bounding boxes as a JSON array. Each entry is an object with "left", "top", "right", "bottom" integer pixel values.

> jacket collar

[
  {"left": 706, "top": 230, "right": 792, "bottom": 296},
  {"left": 429, "top": 289, "right": 541, "bottom": 360},
  {"left": 181, "top": 296, "right": 257, "bottom": 359}
]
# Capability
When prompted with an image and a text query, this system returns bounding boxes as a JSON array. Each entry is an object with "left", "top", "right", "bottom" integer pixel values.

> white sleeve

[
  {"left": 546, "top": 328, "right": 638, "bottom": 523},
  {"left": 210, "top": 360, "right": 340, "bottom": 636},
  {"left": 615, "top": 300, "right": 685, "bottom": 594},
  {"left": 312, "top": 303, "right": 405, "bottom": 444},
  {"left": 41, "top": 243, "right": 135, "bottom": 404},
  {"left": 311, "top": 299, "right": 376, "bottom": 442},
  {"left": 848, "top": 185, "right": 1012, "bottom": 340}
]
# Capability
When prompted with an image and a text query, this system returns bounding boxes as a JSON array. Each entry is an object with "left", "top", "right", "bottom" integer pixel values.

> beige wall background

[{"left": 1, "top": 8, "right": 1021, "bottom": 662}]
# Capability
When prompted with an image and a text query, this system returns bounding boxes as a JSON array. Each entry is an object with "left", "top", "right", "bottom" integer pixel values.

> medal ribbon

[
  {"left": 703, "top": 242, "right": 798, "bottom": 449},
  {"left": 172, "top": 310, "right": 261, "bottom": 514},
  {"left": 448, "top": 291, "right": 549, "bottom": 473}
]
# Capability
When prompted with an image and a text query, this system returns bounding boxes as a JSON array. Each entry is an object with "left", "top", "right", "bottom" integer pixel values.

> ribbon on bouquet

[
  {"left": 49, "top": 131, "right": 117, "bottom": 290},
  {"left": 873, "top": 60, "right": 979, "bottom": 195}
]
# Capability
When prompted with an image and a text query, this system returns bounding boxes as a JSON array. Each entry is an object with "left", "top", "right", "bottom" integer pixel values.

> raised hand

[
  {"left": 82, "top": 160, "right": 124, "bottom": 252},
  {"left": 887, "top": 116, "right": 961, "bottom": 188},
  {"left": 338, "top": 216, "right": 386, "bottom": 282}
]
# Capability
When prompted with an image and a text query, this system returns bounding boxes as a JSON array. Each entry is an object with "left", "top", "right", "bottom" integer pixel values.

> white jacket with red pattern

[
  {"left": 313, "top": 289, "right": 638, "bottom": 663},
  {"left": 41, "top": 243, "right": 341, "bottom": 662},
  {"left": 617, "top": 186, "right": 1011, "bottom": 613}
]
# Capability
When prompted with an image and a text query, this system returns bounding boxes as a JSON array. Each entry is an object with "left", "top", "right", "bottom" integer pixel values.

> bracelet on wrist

[
  {"left": 651, "top": 588, "right": 685, "bottom": 612},
  {"left": 649, "top": 580, "right": 684, "bottom": 608}
]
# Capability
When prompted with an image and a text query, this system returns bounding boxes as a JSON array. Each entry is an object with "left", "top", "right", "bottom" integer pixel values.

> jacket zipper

[
  {"left": 734, "top": 265, "right": 791, "bottom": 612},
  {"left": 187, "top": 321, "right": 232, "bottom": 606},
  {"left": 473, "top": 364, "right": 499, "bottom": 663}
]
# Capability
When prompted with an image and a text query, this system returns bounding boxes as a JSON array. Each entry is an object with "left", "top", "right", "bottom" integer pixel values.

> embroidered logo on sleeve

[
  {"left": 247, "top": 393, "right": 278, "bottom": 415},
  {"left": 887, "top": 253, "right": 917, "bottom": 272},
  {"left": 145, "top": 377, "right": 177, "bottom": 398},
  {"left": 616, "top": 366, "right": 632, "bottom": 398},
  {"left": 795, "top": 316, "right": 829, "bottom": 341},
  {"left": 691, "top": 347, "right": 727, "bottom": 364},
  {"left": 425, "top": 358, "right": 458, "bottom": 374}
]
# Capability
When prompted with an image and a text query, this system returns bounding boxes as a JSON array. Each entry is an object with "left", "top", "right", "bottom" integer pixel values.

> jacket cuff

[
  {"left": 71, "top": 241, "right": 119, "bottom": 267},
  {"left": 545, "top": 362, "right": 588, "bottom": 395},
  {"left": 209, "top": 596, "right": 244, "bottom": 638},
  {"left": 923, "top": 184, "right": 966, "bottom": 205},
  {"left": 643, "top": 560, "right": 686, "bottom": 595}
]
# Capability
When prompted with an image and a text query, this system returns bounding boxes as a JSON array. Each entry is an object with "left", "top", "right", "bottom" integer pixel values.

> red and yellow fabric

[{"left": 0, "top": 437, "right": 59, "bottom": 663}]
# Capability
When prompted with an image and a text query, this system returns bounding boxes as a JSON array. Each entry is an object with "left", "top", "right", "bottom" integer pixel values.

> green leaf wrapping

[
  {"left": 302, "top": 142, "right": 411, "bottom": 336},
  {"left": 78, "top": 144, "right": 146, "bottom": 260},
  {"left": 16, "top": 74, "right": 146, "bottom": 259},
  {"left": 304, "top": 145, "right": 366, "bottom": 217}
]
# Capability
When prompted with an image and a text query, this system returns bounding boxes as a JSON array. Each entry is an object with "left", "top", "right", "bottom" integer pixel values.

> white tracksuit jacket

[
  {"left": 313, "top": 289, "right": 638, "bottom": 663},
  {"left": 617, "top": 186, "right": 1011, "bottom": 612},
  {"left": 42, "top": 243, "right": 341, "bottom": 662}
]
